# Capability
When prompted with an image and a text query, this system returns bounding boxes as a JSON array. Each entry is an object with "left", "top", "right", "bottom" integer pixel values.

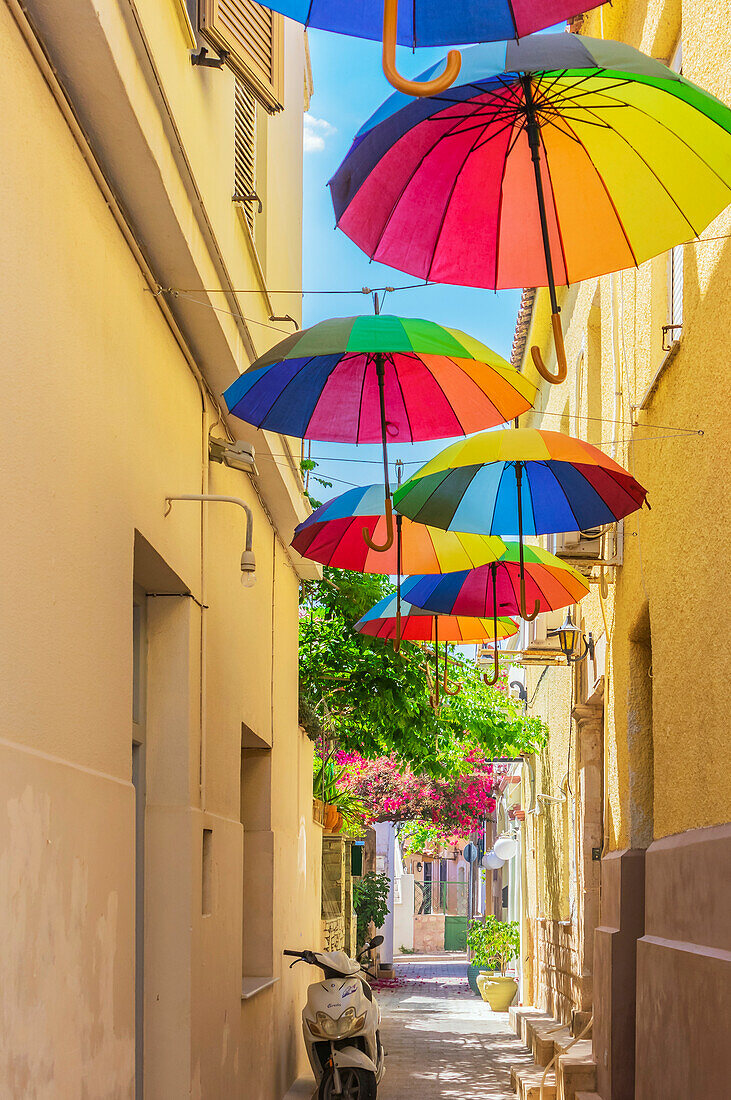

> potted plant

[{"left": 466, "top": 916, "right": 520, "bottom": 1010}]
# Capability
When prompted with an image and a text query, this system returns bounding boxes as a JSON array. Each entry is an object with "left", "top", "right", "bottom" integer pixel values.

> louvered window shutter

[
  {"left": 234, "top": 80, "right": 258, "bottom": 232},
  {"left": 200, "top": 0, "right": 284, "bottom": 112}
]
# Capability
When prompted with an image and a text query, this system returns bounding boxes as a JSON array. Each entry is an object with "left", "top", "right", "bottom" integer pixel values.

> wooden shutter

[
  {"left": 200, "top": 0, "right": 284, "bottom": 112},
  {"left": 234, "top": 80, "right": 258, "bottom": 231}
]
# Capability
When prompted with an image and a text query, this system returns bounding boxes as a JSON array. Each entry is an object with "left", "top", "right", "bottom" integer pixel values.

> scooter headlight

[{"left": 307, "top": 1007, "right": 367, "bottom": 1039}]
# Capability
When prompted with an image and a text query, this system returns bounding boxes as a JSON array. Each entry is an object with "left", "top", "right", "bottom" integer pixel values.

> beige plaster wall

[
  {"left": 521, "top": 0, "right": 731, "bottom": 847},
  {"left": 0, "top": 2, "right": 320, "bottom": 1096}
]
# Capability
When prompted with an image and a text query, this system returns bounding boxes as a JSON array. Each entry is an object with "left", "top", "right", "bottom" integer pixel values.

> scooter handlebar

[{"left": 283, "top": 950, "right": 302, "bottom": 957}]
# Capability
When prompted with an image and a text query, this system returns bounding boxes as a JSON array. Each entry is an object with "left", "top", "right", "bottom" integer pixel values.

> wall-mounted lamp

[
  {"left": 548, "top": 611, "right": 595, "bottom": 665},
  {"left": 493, "top": 833, "right": 519, "bottom": 861},
  {"left": 481, "top": 850, "right": 505, "bottom": 870},
  {"left": 209, "top": 438, "right": 257, "bottom": 474},
  {"left": 164, "top": 494, "right": 256, "bottom": 588}
]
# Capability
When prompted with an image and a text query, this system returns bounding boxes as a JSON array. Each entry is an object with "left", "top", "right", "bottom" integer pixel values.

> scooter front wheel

[{"left": 319, "top": 1067, "right": 377, "bottom": 1100}]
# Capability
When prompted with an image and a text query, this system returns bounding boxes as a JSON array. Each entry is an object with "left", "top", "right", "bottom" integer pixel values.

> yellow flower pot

[{"left": 476, "top": 973, "right": 518, "bottom": 1011}]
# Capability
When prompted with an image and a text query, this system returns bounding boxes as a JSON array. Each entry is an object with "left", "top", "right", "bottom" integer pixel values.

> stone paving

[{"left": 371, "top": 954, "right": 534, "bottom": 1100}]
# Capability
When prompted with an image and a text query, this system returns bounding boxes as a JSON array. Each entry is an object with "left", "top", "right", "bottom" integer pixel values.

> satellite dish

[{"left": 463, "top": 842, "right": 479, "bottom": 863}]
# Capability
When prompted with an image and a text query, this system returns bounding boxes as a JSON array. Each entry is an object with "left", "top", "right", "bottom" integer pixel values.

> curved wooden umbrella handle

[
  {"left": 382, "top": 0, "right": 461, "bottom": 97},
  {"left": 531, "top": 313, "right": 568, "bottom": 385},
  {"left": 442, "top": 646, "right": 462, "bottom": 696},
  {"left": 483, "top": 647, "right": 500, "bottom": 687},
  {"left": 363, "top": 496, "right": 395, "bottom": 552},
  {"left": 519, "top": 570, "right": 540, "bottom": 622}
]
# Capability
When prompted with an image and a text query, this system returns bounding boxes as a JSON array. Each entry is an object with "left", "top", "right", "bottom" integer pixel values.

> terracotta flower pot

[
  {"left": 323, "top": 803, "right": 339, "bottom": 830},
  {"left": 476, "top": 973, "right": 518, "bottom": 1011}
]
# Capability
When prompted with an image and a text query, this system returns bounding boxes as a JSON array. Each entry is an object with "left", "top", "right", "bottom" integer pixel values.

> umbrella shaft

[
  {"left": 521, "top": 76, "right": 560, "bottom": 316},
  {"left": 375, "top": 353, "right": 391, "bottom": 497}
]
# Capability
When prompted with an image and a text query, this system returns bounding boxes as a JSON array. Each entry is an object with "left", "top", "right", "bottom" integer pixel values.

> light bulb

[
  {"left": 494, "top": 834, "right": 518, "bottom": 861},
  {"left": 240, "top": 549, "right": 256, "bottom": 588},
  {"left": 481, "top": 851, "right": 505, "bottom": 870}
]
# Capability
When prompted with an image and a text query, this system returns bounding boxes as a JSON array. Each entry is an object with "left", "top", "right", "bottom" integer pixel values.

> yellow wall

[
  {"left": 0, "top": 2, "right": 320, "bottom": 1096},
  {"left": 518, "top": 0, "right": 731, "bottom": 853}
]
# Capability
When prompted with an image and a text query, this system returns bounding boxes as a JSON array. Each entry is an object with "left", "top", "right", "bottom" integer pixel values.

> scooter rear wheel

[{"left": 318, "top": 1067, "right": 377, "bottom": 1100}]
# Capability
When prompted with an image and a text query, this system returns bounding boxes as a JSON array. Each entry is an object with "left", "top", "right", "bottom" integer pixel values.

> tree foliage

[{"left": 300, "top": 568, "right": 545, "bottom": 775}]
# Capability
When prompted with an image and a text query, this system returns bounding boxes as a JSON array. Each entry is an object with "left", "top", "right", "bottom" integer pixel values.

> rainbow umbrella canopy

[
  {"left": 355, "top": 595, "right": 518, "bottom": 644},
  {"left": 400, "top": 545, "right": 590, "bottom": 682},
  {"left": 394, "top": 428, "right": 648, "bottom": 618},
  {"left": 223, "top": 315, "right": 536, "bottom": 550},
  {"left": 292, "top": 483, "right": 506, "bottom": 574},
  {"left": 356, "top": 592, "right": 519, "bottom": 708},
  {"left": 330, "top": 34, "right": 731, "bottom": 379},
  {"left": 248, "top": 2, "right": 607, "bottom": 97}
]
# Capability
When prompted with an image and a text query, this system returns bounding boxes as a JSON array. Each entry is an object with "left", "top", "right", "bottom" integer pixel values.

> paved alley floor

[{"left": 372, "top": 955, "right": 534, "bottom": 1100}]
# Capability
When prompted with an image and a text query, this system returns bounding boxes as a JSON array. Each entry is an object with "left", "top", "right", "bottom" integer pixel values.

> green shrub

[
  {"left": 466, "top": 915, "right": 520, "bottom": 975},
  {"left": 353, "top": 872, "right": 390, "bottom": 947}
]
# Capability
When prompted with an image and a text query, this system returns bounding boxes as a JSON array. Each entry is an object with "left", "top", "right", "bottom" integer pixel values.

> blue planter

[{"left": 467, "top": 964, "right": 496, "bottom": 995}]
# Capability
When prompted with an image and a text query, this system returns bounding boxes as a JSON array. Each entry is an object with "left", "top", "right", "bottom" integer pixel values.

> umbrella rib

[
  {"left": 391, "top": 353, "right": 416, "bottom": 442},
  {"left": 557, "top": 80, "right": 731, "bottom": 209},
  {"left": 493, "top": 114, "right": 521, "bottom": 290},
  {"left": 537, "top": 117, "right": 571, "bottom": 287},
  {"left": 544, "top": 462, "right": 585, "bottom": 533},
  {"left": 366, "top": 99, "right": 499, "bottom": 263},
  {"left": 576, "top": 101, "right": 707, "bottom": 239},
  {"left": 425, "top": 125, "right": 496, "bottom": 283},
  {"left": 355, "top": 352, "right": 370, "bottom": 444},
  {"left": 253, "top": 354, "right": 325, "bottom": 433},
  {"left": 544, "top": 113, "right": 639, "bottom": 267}
]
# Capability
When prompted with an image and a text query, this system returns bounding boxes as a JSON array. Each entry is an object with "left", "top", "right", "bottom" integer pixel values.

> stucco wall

[
  {"left": 0, "top": 3, "right": 320, "bottom": 1097},
  {"left": 520, "top": 0, "right": 731, "bottom": 849}
]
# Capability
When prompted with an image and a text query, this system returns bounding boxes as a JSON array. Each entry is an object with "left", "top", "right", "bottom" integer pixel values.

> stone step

[
  {"left": 512, "top": 1064, "right": 557, "bottom": 1100},
  {"left": 557, "top": 1042, "right": 597, "bottom": 1100},
  {"left": 571, "top": 1011, "right": 593, "bottom": 1039},
  {"left": 575, "top": 1093, "right": 602, "bottom": 1100},
  {"left": 510, "top": 1005, "right": 554, "bottom": 1044},
  {"left": 528, "top": 1021, "right": 572, "bottom": 1066}
]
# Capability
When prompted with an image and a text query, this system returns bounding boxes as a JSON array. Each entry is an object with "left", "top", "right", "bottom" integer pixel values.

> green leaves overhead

[{"left": 299, "top": 568, "right": 545, "bottom": 775}]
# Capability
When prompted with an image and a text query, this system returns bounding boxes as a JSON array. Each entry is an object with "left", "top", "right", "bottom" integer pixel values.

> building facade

[
  {"left": 508, "top": 1, "right": 731, "bottom": 1095},
  {"left": 0, "top": 1, "right": 321, "bottom": 1096}
]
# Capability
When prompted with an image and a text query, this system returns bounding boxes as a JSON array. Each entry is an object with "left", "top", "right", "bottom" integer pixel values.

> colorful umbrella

[
  {"left": 400, "top": 545, "right": 590, "bottom": 682},
  {"left": 356, "top": 595, "right": 519, "bottom": 644},
  {"left": 292, "top": 483, "right": 506, "bottom": 574},
  {"left": 330, "top": 33, "right": 731, "bottom": 379},
  {"left": 356, "top": 593, "right": 518, "bottom": 708},
  {"left": 251, "top": 2, "right": 607, "bottom": 96},
  {"left": 223, "top": 314, "right": 536, "bottom": 550},
  {"left": 393, "top": 428, "right": 648, "bottom": 619}
]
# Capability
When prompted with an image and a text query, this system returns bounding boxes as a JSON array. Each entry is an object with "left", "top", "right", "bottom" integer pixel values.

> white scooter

[{"left": 284, "top": 937, "right": 386, "bottom": 1100}]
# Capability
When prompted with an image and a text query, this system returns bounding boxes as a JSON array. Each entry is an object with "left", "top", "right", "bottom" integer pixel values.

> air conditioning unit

[
  {"left": 546, "top": 520, "right": 623, "bottom": 567},
  {"left": 508, "top": 609, "right": 567, "bottom": 666}
]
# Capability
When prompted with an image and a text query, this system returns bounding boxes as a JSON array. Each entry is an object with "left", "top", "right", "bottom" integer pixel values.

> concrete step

[
  {"left": 510, "top": 1006, "right": 554, "bottom": 1045},
  {"left": 557, "top": 1041, "right": 597, "bottom": 1100},
  {"left": 512, "top": 1064, "right": 557, "bottom": 1100},
  {"left": 571, "top": 1011, "right": 592, "bottom": 1039},
  {"left": 528, "top": 1021, "right": 572, "bottom": 1067}
]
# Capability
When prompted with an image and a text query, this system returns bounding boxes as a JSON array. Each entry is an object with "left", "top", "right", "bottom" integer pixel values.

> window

[
  {"left": 199, "top": 0, "right": 284, "bottom": 112},
  {"left": 241, "top": 729, "right": 274, "bottom": 981},
  {"left": 234, "top": 79, "right": 259, "bottom": 233}
]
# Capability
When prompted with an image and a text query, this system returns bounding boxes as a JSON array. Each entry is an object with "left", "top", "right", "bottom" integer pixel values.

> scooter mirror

[{"left": 369, "top": 935, "right": 384, "bottom": 949}]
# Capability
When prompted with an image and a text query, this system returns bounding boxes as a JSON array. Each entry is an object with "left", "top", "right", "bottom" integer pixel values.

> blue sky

[{"left": 299, "top": 30, "right": 522, "bottom": 500}]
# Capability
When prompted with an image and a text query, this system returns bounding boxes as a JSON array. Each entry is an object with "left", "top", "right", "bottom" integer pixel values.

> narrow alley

[{"left": 374, "top": 956, "right": 533, "bottom": 1100}]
